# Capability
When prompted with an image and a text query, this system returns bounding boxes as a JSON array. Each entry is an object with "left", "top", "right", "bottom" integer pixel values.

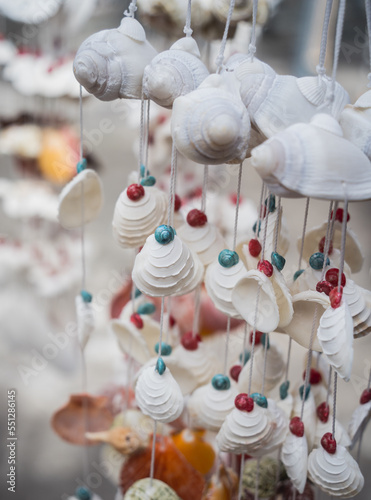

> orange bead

[
  {"left": 171, "top": 429, "right": 215, "bottom": 475},
  {"left": 38, "top": 128, "right": 79, "bottom": 184}
]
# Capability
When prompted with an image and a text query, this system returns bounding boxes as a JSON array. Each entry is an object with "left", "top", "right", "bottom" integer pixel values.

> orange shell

[{"left": 171, "top": 429, "right": 215, "bottom": 475}]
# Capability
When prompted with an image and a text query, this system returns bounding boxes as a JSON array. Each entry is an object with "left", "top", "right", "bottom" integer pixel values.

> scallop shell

[
  {"left": 75, "top": 294, "right": 94, "bottom": 350},
  {"left": 124, "top": 478, "right": 180, "bottom": 499},
  {"left": 308, "top": 445, "right": 364, "bottom": 497},
  {"left": 204, "top": 258, "right": 248, "bottom": 318},
  {"left": 317, "top": 302, "right": 353, "bottom": 381},
  {"left": 281, "top": 432, "right": 308, "bottom": 494},
  {"left": 293, "top": 391, "right": 316, "bottom": 451},
  {"left": 176, "top": 221, "right": 226, "bottom": 266},
  {"left": 73, "top": 17, "right": 157, "bottom": 101},
  {"left": 271, "top": 268, "right": 294, "bottom": 328},
  {"left": 135, "top": 364, "right": 184, "bottom": 423},
  {"left": 340, "top": 90, "right": 371, "bottom": 161},
  {"left": 314, "top": 414, "right": 351, "bottom": 449},
  {"left": 251, "top": 113, "right": 371, "bottom": 201},
  {"left": 188, "top": 381, "right": 238, "bottom": 432},
  {"left": 232, "top": 269, "right": 280, "bottom": 332},
  {"left": 348, "top": 401, "right": 371, "bottom": 447},
  {"left": 58, "top": 169, "right": 103, "bottom": 229},
  {"left": 132, "top": 233, "right": 204, "bottom": 297},
  {"left": 143, "top": 36, "right": 209, "bottom": 108},
  {"left": 172, "top": 72, "right": 251, "bottom": 165},
  {"left": 112, "top": 186, "right": 167, "bottom": 249}
]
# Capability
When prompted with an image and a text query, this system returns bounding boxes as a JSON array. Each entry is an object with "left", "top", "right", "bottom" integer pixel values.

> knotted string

[
  {"left": 248, "top": 0, "right": 259, "bottom": 61},
  {"left": 124, "top": 0, "right": 137, "bottom": 18},
  {"left": 316, "top": 0, "right": 333, "bottom": 81},
  {"left": 215, "top": 0, "right": 236, "bottom": 72},
  {"left": 184, "top": 0, "right": 193, "bottom": 37},
  {"left": 329, "top": 0, "right": 347, "bottom": 102}
]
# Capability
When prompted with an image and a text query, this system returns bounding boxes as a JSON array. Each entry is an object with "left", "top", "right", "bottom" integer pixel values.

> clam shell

[
  {"left": 124, "top": 478, "right": 180, "bottom": 499},
  {"left": 58, "top": 169, "right": 103, "bottom": 229},
  {"left": 228, "top": 55, "right": 276, "bottom": 81},
  {"left": 281, "top": 432, "right": 308, "bottom": 494},
  {"left": 75, "top": 294, "right": 94, "bottom": 350},
  {"left": 348, "top": 401, "right": 371, "bottom": 447},
  {"left": 271, "top": 268, "right": 294, "bottom": 328},
  {"left": 232, "top": 269, "right": 280, "bottom": 332},
  {"left": 177, "top": 221, "right": 226, "bottom": 266},
  {"left": 293, "top": 391, "right": 316, "bottom": 451}
]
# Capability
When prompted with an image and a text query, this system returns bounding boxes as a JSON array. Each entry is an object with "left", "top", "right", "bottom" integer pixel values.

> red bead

[
  {"left": 130, "top": 313, "right": 143, "bottom": 329},
  {"left": 325, "top": 268, "right": 346, "bottom": 288},
  {"left": 248, "top": 239, "right": 262, "bottom": 257},
  {"left": 333, "top": 208, "right": 350, "bottom": 223},
  {"left": 249, "top": 330, "right": 264, "bottom": 345},
  {"left": 169, "top": 315, "right": 176, "bottom": 328},
  {"left": 230, "top": 193, "right": 243, "bottom": 205},
  {"left": 181, "top": 331, "right": 202, "bottom": 351},
  {"left": 321, "top": 432, "right": 337, "bottom": 454},
  {"left": 257, "top": 260, "right": 274, "bottom": 277},
  {"left": 127, "top": 183, "right": 145, "bottom": 201},
  {"left": 235, "top": 393, "right": 254, "bottom": 412},
  {"left": 360, "top": 388, "right": 371, "bottom": 405},
  {"left": 329, "top": 286, "right": 343, "bottom": 309},
  {"left": 230, "top": 365, "right": 242, "bottom": 382},
  {"left": 316, "top": 402, "right": 330, "bottom": 423},
  {"left": 302, "top": 368, "right": 322, "bottom": 385},
  {"left": 187, "top": 209, "right": 208, "bottom": 227},
  {"left": 319, "top": 236, "right": 333, "bottom": 255},
  {"left": 289, "top": 417, "right": 304, "bottom": 437},
  {"left": 174, "top": 194, "right": 181, "bottom": 212},
  {"left": 316, "top": 280, "right": 334, "bottom": 296}
]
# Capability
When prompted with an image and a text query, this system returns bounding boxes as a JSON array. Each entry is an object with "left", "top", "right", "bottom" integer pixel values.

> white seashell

[
  {"left": 348, "top": 401, "right": 371, "bottom": 448},
  {"left": 205, "top": 258, "right": 248, "bottom": 318},
  {"left": 132, "top": 233, "right": 204, "bottom": 297},
  {"left": 317, "top": 302, "right": 353, "bottom": 381},
  {"left": 343, "top": 279, "right": 366, "bottom": 317},
  {"left": 172, "top": 72, "right": 251, "bottom": 165},
  {"left": 232, "top": 269, "right": 280, "bottom": 332},
  {"left": 290, "top": 266, "right": 324, "bottom": 295},
  {"left": 58, "top": 169, "right": 103, "bottom": 229},
  {"left": 340, "top": 89, "right": 371, "bottom": 161},
  {"left": 228, "top": 55, "right": 276, "bottom": 82},
  {"left": 297, "top": 76, "right": 327, "bottom": 106},
  {"left": 239, "top": 242, "right": 259, "bottom": 271},
  {"left": 251, "top": 114, "right": 371, "bottom": 201},
  {"left": 75, "top": 294, "right": 94, "bottom": 350},
  {"left": 259, "top": 208, "right": 290, "bottom": 257},
  {"left": 293, "top": 391, "right": 316, "bottom": 451},
  {"left": 188, "top": 381, "right": 238, "bottom": 432},
  {"left": 281, "top": 432, "right": 308, "bottom": 494},
  {"left": 73, "top": 17, "right": 157, "bottom": 100},
  {"left": 315, "top": 414, "right": 351, "bottom": 448},
  {"left": 124, "top": 478, "right": 180, "bottom": 499},
  {"left": 112, "top": 186, "right": 167, "bottom": 249},
  {"left": 135, "top": 364, "right": 184, "bottom": 423},
  {"left": 277, "top": 393, "right": 294, "bottom": 419},
  {"left": 177, "top": 221, "right": 226, "bottom": 266},
  {"left": 271, "top": 268, "right": 294, "bottom": 328},
  {"left": 354, "top": 289, "right": 371, "bottom": 338},
  {"left": 212, "top": 0, "right": 252, "bottom": 22},
  {"left": 215, "top": 194, "right": 258, "bottom": 247},
  {"left": 143, "top": 36, "right": 209, "bottom": 108},
  {"left": 261, "top": 399, "right": 288, "bottom": 454},
  {"left": 308, "top": 445, "right": 364, "bottom": 498}
]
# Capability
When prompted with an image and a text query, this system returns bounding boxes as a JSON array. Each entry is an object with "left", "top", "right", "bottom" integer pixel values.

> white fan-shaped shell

[
  {"left": 317, "top": 302, "right": 354, "bottom": 381},
  {"left": 293, "top": 391, "right": 317, "bottom": 451},
  {"left": 75, "top": 294, "right": 94, "bottom": 350},
  {"left": 281, "top": 432, "right": 308, "bottom": 494},
  {"left": 343, "top": 279, "right": 366, "bottom": 317},
  {"left": 112, "top": 186, "right": 167, "bottom": 249},
  {"left": 232, "top": 269, "right": 280, "bottom": 332},
  {"left": 172, "top": 73, "right": 251, "bottom": 165},
  {"left": 315, "top": 415, "right": 351, "bottom": 449},
  {"left": 271, "top": 268, "right": 294, "bottom": 328},
  {"left": 132, "top": 234, "right": 204, "bottom": 297},
  {"left": 308, "top": 445, "right": 364, "bottom": 497},
  {"left": 251, "top": 114, "right": 371, "bottom": 201},
  {"left": 58, "top": 169, "right": 103, "bottom": 229},
  {"left": 177, "top": 222, "right": 226, "bottom": 266},
  {"left": 348, "top": 401, "right": 371, "bottom": 447},
  {"left": 135, "top": 364, "right": 184, "bottom": 423}
]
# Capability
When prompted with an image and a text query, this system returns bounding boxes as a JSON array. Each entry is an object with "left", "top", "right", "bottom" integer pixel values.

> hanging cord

[
  {"left": 273, "top": 197, "right": 281, "bottom": 253},
  {"left": 255, "top": 183, "right": 266, "bottom": 239},
  {"left": 144, "top": 99, "right": 151, "bottom": 176},
  {"left": 238, "top": 452, "right": 245, "bottom": 500},
  {"left": 149, "top": 420, "right": 158, "bottom": 486},
  {"left": 201, "top": 165, "right": 209, "bottom": 213},
  {"left": 215, "top": 0, "right": 236, "bottom": 72},
  {"left": 366, "top": 0, "right": 371, "bottom": 86},
  {"left": 332, "top": 372, "right": 338, "bottom": 438},
  {"left": 316, "top": 0, "right": 334, "bottom": 80},
  {"left": 329, "top": 0, "right": 347, "bottom": 101},
  {"left": 138, "top": 96, "right": 146, "bottom": 182},
  {"left": 261, "top": 332, "right": 269, "bottom": 395},
  {"left": 167, "top": 143, "right": 178, "bottom": 226},
  {"left": 297, "top": 198, "right": 310, "bottom": 271},
  {"left": 254, "top": 458, "right": 261, "bottom": 500},
  {"left": 320, "top": 201, "right": 334, "bottom": 281},
  {"left": 248, "top": 0, "right": 259, "bottom": 61},
  {"left": 79, "top": 85, "right": 84, "bottom": 160},
  {"left": 338, "top": 198, "right": 348, "bottom": 289},
  {"left": 124, "top": 0, "right": 137, "bottom": 17},
  {"left": 326, "top": 366, "right": 332, "bottom": 407},
  {"left": 300, "top": 305, "right": 318, "bottom": 421},
  {"left": 260, "top": 189, "right": 270, "bottom": 261},
  {"left": 184, "top": 0, "right": 193, "bottom": 36},
  {"left": 284, "top": 337, "right": 292, "bottom": 384}
]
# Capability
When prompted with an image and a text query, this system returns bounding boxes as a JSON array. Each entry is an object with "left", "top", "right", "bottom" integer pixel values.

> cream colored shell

[
  {"left": 281, "top": 432, "right": 308, "bottom": 494},
  {"left": 177, "top": 221, "right": 226, "bottom": 266}
]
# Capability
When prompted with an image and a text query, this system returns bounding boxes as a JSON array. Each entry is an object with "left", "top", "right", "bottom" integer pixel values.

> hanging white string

[
  {"left": 332, "top": 372, "right": 338, "bottom": 439},
  {"left": 248, "top": 0, "right": 259, "bottom": 61},
  {"left": 124, "top": 0, "right": 137, "bottom": 17},
  {"left": 366, "top": 0, "right": 371, "bottom": 86},
  {"left": 338, "top": 199, "right": 348, "bottom": 289},
  {"left": 300, "top": 305, "right": 318, "bottom": 421},
  {"left": 254, "top": 458, "right": 261, "bottom": 500},
  {"left": 320, "top": 201, "right": 334, "bottom": 281},
  {"left": 260, "top": 191, "right": 270, "bottom": 261},
  {"left": 167, "top": 143, "right": 178, "bottom": 226},
  {"left": 255, "top": 183, "right": 266, "bottom": 239},
  {"left": 261, "top": 332, "right": 269, "bottom": 395},
  {"left": 149, "top": 420, "right": 158, "bottom": 486},
  {"left": 201, "top": 165, "right": 209, "bottom": 213},
  {"left": 297, "top": 198, "right": 310, "bottom": 270},
  {"left": 284, "top": 337, "right": 292, "bottom": 384},
  {"left": 79, "top": 85, "right": 84, "bottom": 160},
  {"left": 215, "top": 0, "right": 236, "bottom": 72},
  {"left": 329, "top": 0, "right": 347, "bottom": 98},
  {"left": 144, "top": 99, "right": 151, "bottom": 176},
  {"left": 273, "top": 197, "right": 281, "bottom": 253},
  {"left": 316, "top": 0, "right": 333, "bottom": 80},
  {"left": 238, "top": 452, "right": 245, "bottom": 500},
  {"left": 184, "top": 0, "right": 193, "bottom": 36},
  {"left": 138, "top": 96, "right": 146, "bottom": 182},
  {"left": 326, "top": 366, "right": 332, "bottom": 407}
]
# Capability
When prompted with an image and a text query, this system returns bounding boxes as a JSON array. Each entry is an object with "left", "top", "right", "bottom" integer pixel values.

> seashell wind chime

[{"left": 52, "top": 0, "right": 371, "bottom": 498}]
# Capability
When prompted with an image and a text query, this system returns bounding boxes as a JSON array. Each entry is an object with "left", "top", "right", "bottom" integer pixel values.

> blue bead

[
  {"left": 293, "top": 269, "right": 304, "bottom": 281},
  {"left": 137, "top": 302, "right": 156, "bottom": 315},
  {"left": 134, "top": 288, "right": 142, "bottom": 298},
  {"left": 140, "top": 175, "right": 156, "bottom": 186},
  {"left": 260, "top": 333, "right": 270, "bottom": 349},
  {"left": 264, "top": 194, "right": 276, "bottom": 213},
  {"left": 140, "top": 164, "right": 146, "bottom": 177},
  {"left": 218, "top": 249, "right": 239, "bottom": 268},
  {"left": 155, "top": 342, "right": 172, "bottom": 356},
  {"left": 253, "top": 220, "right": 261, "bottom": 236},
  {"left": 76, "top": 158, "right": 87, "bottom": 173},
  {"left": 250, "top": 392, "right": 268, "bottom": 408},
  {"left": 271, "top": 251, "right": 286, "bottom": 271},
  {"left": 80, "top": 290, "right": 92, "bottom": 303},
  {"left": 309, "top": 252, "right": 330, "bottom": 270},
  {"left": 279, "top": 381, "right": 290, "bottom": 400},
  {"left": 239, "top": 349, "right": 251, "bottom": 365},
  {"left": 155, "top": 225, "right": 175, "bottom": 245},
  {"left": 75, "top": 487, "right": 91, "bottom": 500},
  {"left": 211, "top": 374, "right": 231, "bottom": 391},
  {"left": 155, "top": 357, "right": 166, "bottom": 375},
  {"left": 299, "top": 384, "right": 311, "bottom": 401}
]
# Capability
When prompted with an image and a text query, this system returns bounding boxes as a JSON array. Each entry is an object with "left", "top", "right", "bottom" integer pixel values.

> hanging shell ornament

[
  {"left": 260, "top": 398, "right": 288, "bottom": 454},
  {"left": 251, "top": 114, "right": 371, "bottom": 201},
  {"left": 271, "top": 268, "right": 294, "bottom": 328},
  {"left": 75, "top": 294, "right": 94, "bottom": 350},
  {"left": 281, "top": 429, "right": 308, "bottom": 494},
  {"left": 142, "top": 36, "right": 209, "bottom": 108},
  {"left": 73, "top": 16, "right": 158, "bottom": 100},
  {"left": 348, "top": 395, "right": 371, "bottom": 448},
  {"left": 292, "top": 390, "right": 317, "bottom": 451},
  {"left": 314, "top": 412, "right": 351, "bottom": 449},
  {"left": 172, "top": 72, "right": 251, "bottom": 165},
  {"left": 123, "top": 478, "right": 180, "bottom": 499}
]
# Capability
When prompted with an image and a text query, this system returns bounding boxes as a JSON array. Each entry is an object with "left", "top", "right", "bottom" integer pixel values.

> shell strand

[
  {"left": 215, "top": 0, "right": 236, "bottom": 72},
  {"left": 316, "top": 0, "right": 333, "bottom": 79}
]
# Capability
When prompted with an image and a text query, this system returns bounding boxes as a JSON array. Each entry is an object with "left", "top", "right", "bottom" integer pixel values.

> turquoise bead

[
  {"left": 75, "top": 487, "right": 91, "bottom": 500},
  {"left": 309, "top": 252, "right": 330, "bottom": 270},
  {"left": 155, "top": 225, "right": 175, "bottom": 245},
  {"left": 155, "top": 342, "right": 172, "bottom": 356},
  {"left": 218, "top": 249, "right": 239, "bottom": 268},
  {"left": 155, "top": 357, "right": 166, "bottom": 375},
  {"left": 134, "top": 288, "right": 142, "bottom": 298},
  {"left": 299, "top": 383, "right": 311, "bottom": 401},
  {"left": 140, "top": 164, "right": 146, "bottom": 177},
  {"left": 293, "top": 269, "right": 304, "bottom": 281},
  {"left": 80, "top": 290, "right": 92, "bottom": 303},
  {"left": 253, "top": 220, "right": 261, "bottom": 236},
  {"left": 141, "top": 175, "right": 156, "bottom": 186},
  {"left": 250, "top": 392, "right": 268, "bottom": 408},
  {"left": 137, "top": 302, "right": 156, "bottom": 315},
  {"left": 211, "top": 374, "right": 231, "bottom": 391},
  {"left": 239, "top": 349, "right": 251, "bottom": 365},
  {"left": 271, "top": 251, "right": 286, "bottom": 271},
  {"left": 264, "top": 194, "right": 276, "bottom": 213},
  {"left": 76, "top": 158, "right": 87, "bottom": 173},
  {"left": 260, "top": 333, "right": 270, "bottom": 349},
  {"left": 279, "top": 381, "right": 290, "bottom": 400}
]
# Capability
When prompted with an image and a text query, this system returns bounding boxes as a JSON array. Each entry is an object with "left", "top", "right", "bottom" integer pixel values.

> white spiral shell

[
  {"left": 135, "top": 364, "right": 184, "bottom": 423},
  {"left": 340, "top": 89, "right": 371, "bottom": 161},
  {"left": 112, "top": 186, "right": 167, "bottom": 249},
  {"left": 172, "top": 72, "right": 251, "bottom": 165},
  {"left": 75, "top": 294, "right": 94, "bottom": 350},
  {"left": 348, "top": 401, "right": 371, "bottom": 448},
  {"left": 177, "top": 221, "right": 226, "bottom": 266},
  {"left": 73, "top": 17, "right": 157, "bottom": 101},
  {"left": 281, "top": 432, "right": 308, "bottom": 494}
]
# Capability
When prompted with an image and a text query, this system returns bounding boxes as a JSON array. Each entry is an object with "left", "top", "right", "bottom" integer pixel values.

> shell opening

[{"left": 208, "top": 114, "right": 239, "bottom": 147}]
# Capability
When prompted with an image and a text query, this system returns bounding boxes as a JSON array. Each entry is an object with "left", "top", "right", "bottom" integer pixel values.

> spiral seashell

[
  {"left": 188, "top": 381, "right": 238, "bottom": 431},
  {"left": 205, "top": 257, "right": 248, "bottom": 318},
  {"left": 227, "top": 55, "right": 276, "bottom": 81},
  {"left": 124, "top": 478, "right": 180, "bottom": 499},
  {"left": 177, "top": 221, "right": 226, "bottom": 266},
  {"left": 340, "top": 89, "right": 371, "bottom": 161},
  {"left": 293, "top": 391, "right": 316, "bottom": 451},
  {"left": 58, "top": 169, "right": 103, "bottom": 229},
  {"left": 348, "top": 400, "right": 371, "bottom": 448},
  {"left": 172, "top": 72, "right": 251, "bottom": 165},
  {"left": 132, "top": 233, "right": 203, "bottom": 297},
  {"left": 73, "top": 17, "right": 157, "bottom": 101},
  {"left": 308, "top": 445, "right": 364, "bottom": 498},
  {"left": 135, "top": 364, "right": 184, "bottom": 423},
  {"left": 281, "top": 432, "right": 308, "bottom": 494},
  {"left": 251, "top": 113, "right": 371, "bottom": 201},
  {"left": 143, "top": 36, "right": 209, "bottom": 109},
  {"left": 271, "top": 268, "right": 293, "bottom": 328},
  {"left": 75, "top": 294, "right": 94, "bottom": 350},
  {"left": 112, "top": 186, "right": 167, "bottom": 249},
  {"left": 314, "top": 414, "right": 351, "bottom": 449}
]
